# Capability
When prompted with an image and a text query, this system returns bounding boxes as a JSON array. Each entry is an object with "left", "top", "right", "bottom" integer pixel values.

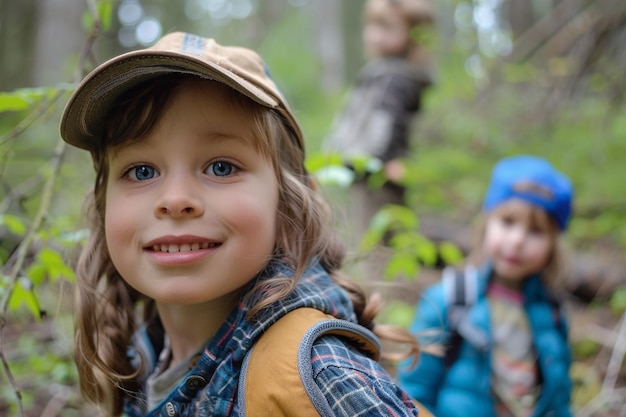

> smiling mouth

[{"left": 150, "top": 242, "right": 220, "bottom": 253}]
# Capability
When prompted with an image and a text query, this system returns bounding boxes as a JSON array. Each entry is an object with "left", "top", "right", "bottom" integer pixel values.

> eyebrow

[
  {"left": 203, "top": 132, "right": 255, "bottom": 145},
  {"left": 110, "top": 129, "right": 256, "bottom": 155}
]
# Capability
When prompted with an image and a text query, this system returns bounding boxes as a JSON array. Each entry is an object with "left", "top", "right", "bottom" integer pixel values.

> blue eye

[
  {"left": 128, "top": 165, "right": 157, "bottom": 181},
  {"left": 209, "top": 161, "right": 235, "bottom": 177}
]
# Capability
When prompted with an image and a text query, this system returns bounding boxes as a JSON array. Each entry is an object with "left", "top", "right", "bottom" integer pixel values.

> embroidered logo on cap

[{"left": 181, "top": 33, "right": 210, "bottom": 56}]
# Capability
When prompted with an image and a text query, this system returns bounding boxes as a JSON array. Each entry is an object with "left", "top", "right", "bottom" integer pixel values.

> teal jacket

[{"left": 398, "top": 264, "right": 573, "bottom": 417}]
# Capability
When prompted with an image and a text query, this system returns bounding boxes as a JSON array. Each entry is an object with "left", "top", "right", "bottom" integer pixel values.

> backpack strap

[
  {"left": 441, "top": 266, "right": 489, "bottom": 366},
  {"left": 237, "top": 308, "right": 380, "bottom": 417},
  {"left": 545, "top": 288, "right": 568, "bottom": 340}
]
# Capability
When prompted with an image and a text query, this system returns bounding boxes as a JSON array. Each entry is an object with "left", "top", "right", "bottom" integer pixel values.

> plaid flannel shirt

[{"left": 124, "top": 259, "right": 418, "bottom": 417}]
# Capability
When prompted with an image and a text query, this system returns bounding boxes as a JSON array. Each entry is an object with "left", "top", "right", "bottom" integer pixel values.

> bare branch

[
  {"left": 602, "top": 311, "right": 626, "bottom": 391},
  {"left": 0, "top": 340, "right": 23, "bottom": 416}
]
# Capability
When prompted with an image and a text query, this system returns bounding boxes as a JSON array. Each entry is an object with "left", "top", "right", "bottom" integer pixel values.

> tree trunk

[
  {"left": 312, "top": 0, "right": 346, "bottom": 92},
  {"left": 506, "top": 0, "right": 537, "bottom": 40},
  {"left": 32, "top": 0, "right": 85, "bottom": 86},
  {"left": 0, "top": 0, "right": 37, "bottom": 90}
]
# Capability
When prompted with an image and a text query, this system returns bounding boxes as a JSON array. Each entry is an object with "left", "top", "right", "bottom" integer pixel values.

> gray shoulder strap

[
  {"left": 442, "top": 265, "right": 489, "bottom": 351},
  {"left": 295, "top": 319, "right": 380, "bottom": 416},
  {"left": 442, "top": 265, "right": 479, "bottom": 308},
  {"left": 237, "top": 308, "right": 380, "bottom": 417}
]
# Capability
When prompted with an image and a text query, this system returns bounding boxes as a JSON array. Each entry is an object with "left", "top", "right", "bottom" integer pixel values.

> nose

[
  {"left": 155, "top": 173, "right": 204, "bottom": 219},
  {"left": 508, "top": 226, "right": 526, "bottom": 247}
]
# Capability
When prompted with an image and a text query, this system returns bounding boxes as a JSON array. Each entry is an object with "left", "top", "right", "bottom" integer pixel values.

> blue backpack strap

[
  {"left": 237, "top": 308, "right": 380, "bottom": 417},
  {"left": 442, "top": 266, "right": 489, "bottom": 366}
]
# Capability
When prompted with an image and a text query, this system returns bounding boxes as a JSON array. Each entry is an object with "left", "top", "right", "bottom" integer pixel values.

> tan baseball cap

[{"left": 60, "top": 31, "right": 303, "bottom": 151}]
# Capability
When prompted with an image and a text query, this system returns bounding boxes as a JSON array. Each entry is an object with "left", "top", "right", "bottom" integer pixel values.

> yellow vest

[{"left": 240, "top": 308, "right": 435, "bottom": 417}]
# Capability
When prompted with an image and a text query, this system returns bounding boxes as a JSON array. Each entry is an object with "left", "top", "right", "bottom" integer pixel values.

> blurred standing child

[
  {"left": 60, "top": 32, "right": 423, "bottom": 417},
  {"left": 325, "top": 0, "right": 435, "bottom": 251},
  {"left": 398, "top": 155, "right": 574, "bottom": 417}
]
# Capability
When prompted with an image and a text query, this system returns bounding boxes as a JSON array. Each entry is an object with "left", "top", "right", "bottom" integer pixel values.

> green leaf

[
  {"left": 415, "top": 240, "right": 439, "bottom": 266},
  {"left": 98, "top": 0, "right": 115, "bottom": 30},
  {"left": 572, "top": 338, "right": 600, "bottom": 359},
  {"left": 305, "top": 152, "right": 344, "bottom": 172},
  {"left": 0, "top": 214, "right": 27, "bottom": 236},
  {"left": 0, "top": 86, "right": 65, "bottom": 113},
  {"left": 384, "top": 205, "right": 418, "bottom": 230},
  {"left": 0, "top": 274, "right": 8, "bottom": 298},
  {"left": 438, "top": 241, "right": 464, "bottom": 266},
  {"left": 25, "top": 263, "right": 47, "bottom": 286},
  {"left": 313, "top": 165, "right": 354, "bottom": 187},
  {"left": 59, "top": 228, "right": 90, "bottom": 244},
  {"left": 381, "top": 301, "right": 416, "bottom": 328},
  {"left": 366, "top": 170, "right": 387, "bottom": 190},
  {"left": 38, "top": 247, "right": 66, "bottom": 268},
  {"left": 346, "top": 154, "right": 382, "bottom": 176},
  {"left": 37, "top": 247, "right": 76, "bottom": 282},
  {"left": 82, "top": 0, "right": 115, "bottom": 32},
  {"left": 0, "top": 92, "right": 30, "bottom": 111},
  {"left": 360, "top": 210, "right": 392, "bottom": 249},
  {"left": 9, "top": 277, "right": 42, "bottom": 320},
  {"left": 609, "top": 287, "right": 626, "bottom": 316},
  {"left": 385, "top": 252, "right": 419, "bottom": 279},
  {"left": 388, "top": 231, "right": 417, "bottom": 250}
]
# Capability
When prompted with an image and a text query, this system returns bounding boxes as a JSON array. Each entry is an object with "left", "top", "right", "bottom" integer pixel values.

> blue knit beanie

[{"left": 483, "top": 155, "right": 573, "bottom": 231}]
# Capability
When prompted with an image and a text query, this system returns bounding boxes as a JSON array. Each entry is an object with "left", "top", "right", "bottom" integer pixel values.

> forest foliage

[{"left": 1, "top": 0, "right": 625, "bottom": 416}]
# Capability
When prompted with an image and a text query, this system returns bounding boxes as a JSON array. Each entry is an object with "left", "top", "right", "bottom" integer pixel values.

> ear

[{"left": 308, "top": 175, "right": 317, "bottom": 191}]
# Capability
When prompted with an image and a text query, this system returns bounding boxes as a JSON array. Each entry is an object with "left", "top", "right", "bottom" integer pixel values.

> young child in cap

[
  {"left": 397, "top": 155, "right": 574, "bottom": 417},
  {"left": 324, "top": 0, "right": 435, "bottom": 252},
  {"left": 61, "top": 32, "right": 423, "bottom": 417}
]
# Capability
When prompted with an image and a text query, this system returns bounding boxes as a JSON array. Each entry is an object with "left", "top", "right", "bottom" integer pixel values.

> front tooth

[
  {"left": 160, "top": 244, "right": 168, "bottom": 252},
  {"left": 180, "top": 244, "right": 191, "bottom": 252},
  {"left": 167, "top": 244, "right": 179, "bottom": 253},
  {"left": 191, "top": 243, "right": 200, "bottom": 250}
]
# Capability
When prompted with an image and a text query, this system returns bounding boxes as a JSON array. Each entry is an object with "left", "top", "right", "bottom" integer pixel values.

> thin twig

[
  {"left": 0, "top": 89, "right": 68, "bottom": 148},
  {"left": 0, "top": 346, "right": 23, "bottom": 416},
  {"left": 577, "top": 387, "right": 626, "bottom": 417},
  {"left": 602, "top": 311, "right": 626, "bottom": 391},
  {"left": 575, "top": 313, "right": 626, "bottom": 417},
  {"left": 40, "top": 384, "right": 73, "bottom": 417},
  {"left": 580, "top": 322, "right": 618, "bottom": 347}
]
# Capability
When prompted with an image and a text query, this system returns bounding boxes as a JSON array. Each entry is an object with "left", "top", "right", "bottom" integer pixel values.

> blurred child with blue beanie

[{"left": 398, "top": 154, "right": 574, "bottom": 417}]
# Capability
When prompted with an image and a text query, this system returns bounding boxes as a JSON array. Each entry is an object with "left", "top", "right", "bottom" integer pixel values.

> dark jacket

[{"left": 325, "top": 57, "right": 432, "bottom": 163}]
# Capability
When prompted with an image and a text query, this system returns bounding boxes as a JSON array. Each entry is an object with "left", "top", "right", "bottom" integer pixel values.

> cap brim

[{"left": 60, "top": 50, "right": 281, "bottom": 151}]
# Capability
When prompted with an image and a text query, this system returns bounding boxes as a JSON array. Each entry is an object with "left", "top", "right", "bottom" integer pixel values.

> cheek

[
  {"left": 234, "top": 204, "right": 276, "bottom": 238},
  {"left": 389, "top": 31, "right": 409, "bottom": 48},
  {"left": 482, "top": 223, "right": 501, "bottom": 256},
  {"left": 228, "top": 186, "right": 278, "bottom": 236},
  {"left": 104, "top": 209, "right": 122, "bottom": 243},
  {"left": 103, "top": 190, "right": 134, "bottom": 261},
  {"left": 529, "top": 238, "right": 553, "bottom": 266}
]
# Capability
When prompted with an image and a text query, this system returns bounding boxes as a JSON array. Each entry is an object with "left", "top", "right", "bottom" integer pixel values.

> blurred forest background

[{"left": 1, "top": 0, "right": 625, "bottom": 416}]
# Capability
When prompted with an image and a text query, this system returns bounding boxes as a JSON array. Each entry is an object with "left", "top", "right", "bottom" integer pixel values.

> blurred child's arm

[
  {"left": 384, "top": 159, "right": 406, "bottom": 183},
  {"left": 397, "top": 284, "right": 449, "bottom": 412}
]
